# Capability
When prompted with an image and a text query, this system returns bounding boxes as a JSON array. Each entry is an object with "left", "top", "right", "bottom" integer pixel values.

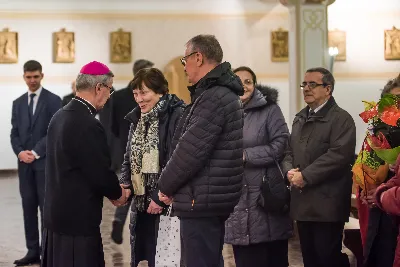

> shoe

[
  {"left": 14, "top": 251, "right": 40, "bottom": 266},
  {"left": 111, "top": 221, "right": 124, "bottom": 244}
]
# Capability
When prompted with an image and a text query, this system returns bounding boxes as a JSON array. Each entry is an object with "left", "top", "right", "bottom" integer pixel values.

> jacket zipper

[{"left": 189, "top": 185, "right": 195, "bottom": 211}]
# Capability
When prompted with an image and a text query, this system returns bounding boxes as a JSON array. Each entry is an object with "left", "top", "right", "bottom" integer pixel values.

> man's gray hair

[
  {"left": 186, "top": 34, "right": 223, "bottom": 64},
  {"left": 75, "top": 72, "right": 114, "bottom": 91}
]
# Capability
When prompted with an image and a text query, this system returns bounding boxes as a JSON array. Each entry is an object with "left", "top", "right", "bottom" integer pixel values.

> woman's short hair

[
  {"left": 129, "top": 68, "right": 169, "bottom": 95},
  {"left": 381, "top": 74, "right": 400, "bottom": 98},
  {"left": 233, "top": 66, "right": 257, "bottom": 85}
]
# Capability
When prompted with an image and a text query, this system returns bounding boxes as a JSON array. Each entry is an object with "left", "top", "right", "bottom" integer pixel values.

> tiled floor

[{"left": 0, "top": 173, "right": 356, "bottom": 267}]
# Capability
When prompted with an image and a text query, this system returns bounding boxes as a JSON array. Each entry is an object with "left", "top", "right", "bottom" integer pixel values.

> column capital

[{"left": 279, "top": 0, "right": 335, "bottom": 7}]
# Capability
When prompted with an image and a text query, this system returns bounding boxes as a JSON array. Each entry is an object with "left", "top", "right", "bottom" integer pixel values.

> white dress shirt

[
  {"left": 28, "top": 86, "right": 42, "bottom": 115},
  {"left": 27, "top": 86, "right": 43, "bottom": 159},
  {"left": 310, "top": 98, "right": 329, "bottom": 114}
]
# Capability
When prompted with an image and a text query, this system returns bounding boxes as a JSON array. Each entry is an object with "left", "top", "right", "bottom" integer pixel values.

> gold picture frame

[
  {"left": 328, "top": 30, "right": 346, "bottom": 61},
  {"left": 110, "top": 28, "right": 132, "bottom": 63},
  {"left": 384, "top": 26, "right": 400, "bottom": 60},
  {"left": 53, "top": 28, "right": 75, "bottom": 63},
  {"left": 271, "top": 28, "right": 289, "bottom": 62},
  {"left": 0, "top": 28, "right": 18, "bottom": 64}
]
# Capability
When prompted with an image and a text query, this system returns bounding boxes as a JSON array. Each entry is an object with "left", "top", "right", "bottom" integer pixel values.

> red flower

[
  {"left": 369, "top": 132, "right": 392, "bottom": 149},
  {"left": 360, "top": 107, "right": 378, "bottom": 123},
  {"left": 380, "top": 106, "right": 400, "bottom": 126}
]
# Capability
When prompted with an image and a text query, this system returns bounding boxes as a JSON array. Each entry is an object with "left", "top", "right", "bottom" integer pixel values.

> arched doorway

[{"left": 164, "top": 56, "right": 190, "bottom": 104}]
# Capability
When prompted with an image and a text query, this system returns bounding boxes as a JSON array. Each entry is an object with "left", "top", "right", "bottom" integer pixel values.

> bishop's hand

[{"left": 111, "top": 185, "right": 131, "bottom": 207}]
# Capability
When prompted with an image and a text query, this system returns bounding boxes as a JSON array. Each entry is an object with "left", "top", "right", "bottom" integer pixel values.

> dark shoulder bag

[{"left": 258, "top": 158, "right": 291, "bottom": 213}]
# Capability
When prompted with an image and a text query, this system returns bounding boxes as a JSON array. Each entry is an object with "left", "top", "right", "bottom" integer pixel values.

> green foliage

[{"left": 378, "top": 94, "right": 398, "bottom": 113}]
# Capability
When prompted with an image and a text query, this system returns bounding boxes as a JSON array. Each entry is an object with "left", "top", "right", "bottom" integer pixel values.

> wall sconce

[{"left": 328, "top": 46, "right": 339, "bottom": 73}]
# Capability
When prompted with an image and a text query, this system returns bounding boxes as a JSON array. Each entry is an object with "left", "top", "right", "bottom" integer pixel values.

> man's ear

[
  {"left": 196, "top": 53, "right": 203, "bottom": 67},
  {"left": 326, "top": 85, "right": 332, "bottom": 95}
]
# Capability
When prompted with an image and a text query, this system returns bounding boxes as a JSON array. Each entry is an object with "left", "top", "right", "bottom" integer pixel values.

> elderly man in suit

[
  {"left": 282, "top": 67, "right": 356, "bottom": 267},
  {"left": 10, "top": 60, "right": 62, "bottom": 266}
]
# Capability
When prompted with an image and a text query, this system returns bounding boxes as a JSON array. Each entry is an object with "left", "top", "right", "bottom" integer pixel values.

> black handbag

[{"left": 258, "top": 158, "right": 291, "bottom": 214}]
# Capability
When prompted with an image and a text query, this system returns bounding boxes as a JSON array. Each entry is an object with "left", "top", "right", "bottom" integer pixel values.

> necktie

[
  {"left": 29, "top": 93, "right": 36, "bottom": 117},
  {"left": 308, "top": 109, "right": 315, "bottom": 120}
]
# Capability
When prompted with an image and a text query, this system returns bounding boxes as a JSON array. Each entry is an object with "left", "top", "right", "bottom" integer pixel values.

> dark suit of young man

[{"left": 10, "top": 60, "right": 62, "bottom": 266}]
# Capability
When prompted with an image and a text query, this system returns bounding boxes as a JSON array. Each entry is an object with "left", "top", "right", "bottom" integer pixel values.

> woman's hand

[{"left": 147, "top": 200, "right": 163, "bottom": 214}]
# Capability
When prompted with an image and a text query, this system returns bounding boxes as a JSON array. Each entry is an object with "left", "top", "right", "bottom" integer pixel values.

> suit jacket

[
  {"left": 110, "top": 86, "right": 138, "bottom": 164},
  {"left": 62, "top": 93, "right": 74, "bottom": 107},
  {"left": 44, "top": 98, "right": 122, "bottom": 236},
  {"left": 10, "top": 88, "right": 62, "bottom": 170}
]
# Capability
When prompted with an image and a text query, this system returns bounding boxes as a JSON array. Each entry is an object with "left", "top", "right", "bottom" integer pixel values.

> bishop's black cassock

[{"left": 42, "top": 96, "right": 122, "bottom": 267}]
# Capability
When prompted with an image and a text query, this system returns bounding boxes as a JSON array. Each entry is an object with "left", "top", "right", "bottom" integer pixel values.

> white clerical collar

[{"left": 28, "top": 86, "right": 43, "bottom": 98}]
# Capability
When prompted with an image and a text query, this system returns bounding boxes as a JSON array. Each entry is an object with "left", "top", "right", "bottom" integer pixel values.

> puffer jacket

[
  {"left": 158, "top": 62, "right": 244, "bottom": 218},
  {"left": 225, "top": 86, "right": 293, "bottom": 246}
]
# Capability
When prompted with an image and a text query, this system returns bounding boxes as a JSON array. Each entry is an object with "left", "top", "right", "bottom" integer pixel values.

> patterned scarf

[{"left": 130, "top": 100, "right": 165, "bottom": 211}]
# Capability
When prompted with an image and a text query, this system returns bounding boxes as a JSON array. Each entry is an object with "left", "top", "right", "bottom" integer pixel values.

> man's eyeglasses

[
  {"left": 102, "top": 83, "right": 114, "bottom": 95},
  {"left": 180, "top": 51, "right": 198, "bottom": 66},
  {"left": 300, "top": 82, "right": 328, "bottom": 90}
]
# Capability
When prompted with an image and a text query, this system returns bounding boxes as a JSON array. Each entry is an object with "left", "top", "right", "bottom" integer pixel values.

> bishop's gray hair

[{"left": 75, "top": 71, "right": 114, "bottom": 92}]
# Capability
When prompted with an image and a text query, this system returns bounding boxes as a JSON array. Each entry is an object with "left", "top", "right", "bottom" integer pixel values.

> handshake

[{"left": 110, "top": 184, "right": 131, "bottom": 207}]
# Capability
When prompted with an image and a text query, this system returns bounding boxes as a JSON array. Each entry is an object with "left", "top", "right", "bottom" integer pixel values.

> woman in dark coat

[
  {"left": 118, "top": 68, "right": 185, "bottom": 267},
  {"left": 224, "top": 66, "right": 293, "bottom": 267}
]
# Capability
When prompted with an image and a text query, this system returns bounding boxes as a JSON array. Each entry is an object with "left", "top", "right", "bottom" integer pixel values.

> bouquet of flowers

[{"left": 353, "top": 94, "right": 400, "bottom": 190}]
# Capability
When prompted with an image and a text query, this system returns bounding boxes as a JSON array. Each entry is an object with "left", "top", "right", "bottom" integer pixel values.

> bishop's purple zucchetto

[{"left": 80, "top": 61, "right": 111, "bottom": 75}]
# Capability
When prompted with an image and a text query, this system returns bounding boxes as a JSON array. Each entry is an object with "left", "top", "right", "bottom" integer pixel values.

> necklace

[{"left": 73, "top": 98, "right": 93, "bottom": 115}]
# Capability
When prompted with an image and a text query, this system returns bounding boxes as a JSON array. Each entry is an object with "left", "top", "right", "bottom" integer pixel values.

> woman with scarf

[{"left": 119, "top": 68, "right": 185, "bottom": 267}]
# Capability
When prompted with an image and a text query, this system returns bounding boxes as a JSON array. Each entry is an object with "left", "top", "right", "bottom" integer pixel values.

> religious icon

[
  {"left": 328, "top": 30, "right": 346, "bottom": 61},
  {"left": 110, "top": 28, "right": 132, "bottom": 63},
  {"left": 0, "top": 28, "right": 18, "bottom": 64},
  {"left": 384, "top": 26, "right": 400, "bottom": 60},
  {"left": 271, "top": 28, "right": 289, "bottom": 62},
  {"left": 53, "top": 28, "right": 75, "bottom": 63}
]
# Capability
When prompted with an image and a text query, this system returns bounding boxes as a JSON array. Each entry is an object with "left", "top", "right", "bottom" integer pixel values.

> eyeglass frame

[
  {"left": 300, "top": 82, "right": 329, "bottom": 90},
  {"left": 100, "top": 83, "right": 114, "bottom": 95},
  {"left": 180, "top": 51, "right": 199, "bottom": 66}
]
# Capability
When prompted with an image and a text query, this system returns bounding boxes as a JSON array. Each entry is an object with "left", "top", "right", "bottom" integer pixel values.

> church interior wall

[{"left": 0, "top": 0, "right": 399, "bottom": 169}]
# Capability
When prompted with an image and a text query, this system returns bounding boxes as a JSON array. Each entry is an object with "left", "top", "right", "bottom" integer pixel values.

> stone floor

[{"left": 0, "top": 173, "right": 356, "bottom": 267}]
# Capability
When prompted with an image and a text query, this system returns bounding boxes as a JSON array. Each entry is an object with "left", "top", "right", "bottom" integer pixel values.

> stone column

[{"left": 280, "top": 0, "right": 335, "bottom": 124}]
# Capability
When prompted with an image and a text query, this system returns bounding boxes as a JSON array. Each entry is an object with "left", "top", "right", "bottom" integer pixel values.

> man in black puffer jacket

[{"left": 158, "top": 34, "right": 244, "bottom": 267}]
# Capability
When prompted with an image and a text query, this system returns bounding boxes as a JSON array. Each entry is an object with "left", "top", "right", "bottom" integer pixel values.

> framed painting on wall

[
  {"left": 0, "top": 28, "right": 18, "bottom": 64},
  {"left": 53, "top": 28, "right": 75, "bottom": 63},
  {"left": 328, "top": 30, "right": 346, "bottom": 61},
  {"left": 110, "top": 28, "right": 132, "bottom": 63},
  {"left": 271, "top": 28, "right": 289, "bottom": 62},
  {"left": 385, "top": 26, "right": 400, "bottom": 60}
]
